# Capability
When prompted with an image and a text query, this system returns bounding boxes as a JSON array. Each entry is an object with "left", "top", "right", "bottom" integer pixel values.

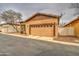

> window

[
  {"left": 34, "top": 25, "right": 36, "bottom": 28},
  {"left": 35, "top": 25, "right": 37, "bottom": 28},
  {"left": 47, "top": 24, "right": 48, "bottom": 27},
  {"left": 50, "top": 24, "right": 52, "bottom": 27},
  {"left": 43, "top": 24, "right": 45, "bottom": 27},
  {"left": 40, "top": 25, "right": 42, "bottom": 27},
  {"left": 31, "top": 23, "right": 53, "bottom": 28},
  {"left": 42, "top": 24, "right": 45, "bottom": 27},
  {"left": 37, "top": 25, "right": 39, "bottom": 27}
]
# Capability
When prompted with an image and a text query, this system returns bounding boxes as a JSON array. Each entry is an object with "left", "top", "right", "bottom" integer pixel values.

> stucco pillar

[
  {"left": 54, "top": 23, "right": 59, "bottom": 38},
  {"left": 26, "top": 24, "right": 30, "bottom": 35}
]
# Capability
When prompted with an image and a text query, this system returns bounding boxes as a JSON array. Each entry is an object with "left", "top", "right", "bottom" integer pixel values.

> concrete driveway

[{"left": 0, "top": 33, "right": 79, "bottom": 56}]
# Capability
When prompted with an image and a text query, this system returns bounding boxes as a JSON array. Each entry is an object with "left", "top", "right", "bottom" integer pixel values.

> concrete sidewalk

[{"left": 0, "top": 32, "right": 79, "bottom": 47}]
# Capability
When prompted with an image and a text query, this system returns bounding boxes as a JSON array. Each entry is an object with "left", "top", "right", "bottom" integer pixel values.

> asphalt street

[{"left": 0, "top": 33, "right": 79, "bottom": 56}]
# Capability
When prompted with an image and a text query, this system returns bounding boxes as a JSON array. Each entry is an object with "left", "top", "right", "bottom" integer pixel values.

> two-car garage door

[{"left": 30, "top": 24, "right": 55, "bottom": 37}]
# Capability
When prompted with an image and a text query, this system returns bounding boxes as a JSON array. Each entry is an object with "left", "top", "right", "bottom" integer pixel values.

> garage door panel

[{"left": 30, "top": 24, "right": 55, "bottom": 37}]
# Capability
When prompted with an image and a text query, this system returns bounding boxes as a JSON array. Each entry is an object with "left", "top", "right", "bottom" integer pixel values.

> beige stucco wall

[
  {"left": 58, "top": 27, "right": 75, "bottom": 36},
  {"left": 1, "top": 25, "right": 17, "bottom": 33}
]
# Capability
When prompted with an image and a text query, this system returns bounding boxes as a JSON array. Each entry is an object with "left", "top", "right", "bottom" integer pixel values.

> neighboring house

[
  {"left": 59, "top": 8, "right": 79, "bottom": 37},
  {"left": 21, "top": 12, "right": 61, "bottom": 37},
  {"left": 0, "top": 23, "right": 20, "bottom": 33}
]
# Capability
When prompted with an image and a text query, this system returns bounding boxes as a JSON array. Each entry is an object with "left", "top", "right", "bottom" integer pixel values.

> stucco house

[
  {"left": 20, "top": 9, "right": 61, "bottom": 37},
  {"left": 59, "top": 8, "right": 79, "bottom": 37}
]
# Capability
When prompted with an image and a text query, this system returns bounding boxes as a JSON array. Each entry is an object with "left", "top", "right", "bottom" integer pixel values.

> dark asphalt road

[{"left": 0, "top": 33, "right": 79, "bottom": 56}]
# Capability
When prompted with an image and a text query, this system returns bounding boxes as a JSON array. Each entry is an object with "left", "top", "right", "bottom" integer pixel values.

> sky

[
  {"left": 0, "top": 3, "right": 72, "bottom": 19},
  {"left": 1, "top": 3, "right": 79, "bottom": 24}
]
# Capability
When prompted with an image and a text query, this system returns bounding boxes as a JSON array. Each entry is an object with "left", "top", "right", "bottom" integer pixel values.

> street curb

[{"left": 0, "top": 32, "right": 79, "bottom": 47}]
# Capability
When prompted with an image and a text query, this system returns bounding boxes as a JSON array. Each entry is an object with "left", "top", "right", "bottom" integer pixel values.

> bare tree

[{"left": 0, "top": 9, "right": 22, "bottom": 32}]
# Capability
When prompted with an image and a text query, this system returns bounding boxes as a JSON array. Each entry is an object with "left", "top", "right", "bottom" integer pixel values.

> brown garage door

[{"left": 30, "top": 24, "right": 55, "bottom": 37}]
